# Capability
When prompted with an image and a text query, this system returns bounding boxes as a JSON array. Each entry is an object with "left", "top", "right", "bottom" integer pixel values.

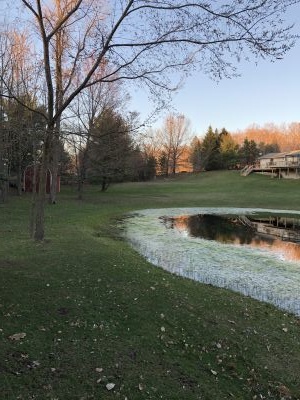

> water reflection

[{"left": 162, "top": 214, "right": 300, "bottom": 262}]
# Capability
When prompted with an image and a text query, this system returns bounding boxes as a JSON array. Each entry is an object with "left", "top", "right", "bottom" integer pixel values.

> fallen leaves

[{"left": 8, "top": 332, "right": 26, "bottom": 341}]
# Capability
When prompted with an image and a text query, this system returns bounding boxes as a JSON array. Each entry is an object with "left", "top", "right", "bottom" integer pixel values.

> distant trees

[
  {"left": 233, "top": 123, "right": 300, "bottom": 152},
  {"left": 144, "top": 114, "right": 191, "bottom": 176},
  {"left": 157, "top": 114, "right": 191, "bottom": 176},
  {"left": 190, "top": 127, "right": 239, "bottom": 171},
  {"left": 258, "top": 142, "right": 280, "bottom": 155}
]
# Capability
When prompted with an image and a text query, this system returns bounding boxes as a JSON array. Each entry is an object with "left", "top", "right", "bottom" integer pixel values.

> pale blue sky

[
  {"left": 129, "top": 34, "right": 300, "bottom": 138},
  {"left": 128, "top": 6, "right": 300, "bottom": 137}
]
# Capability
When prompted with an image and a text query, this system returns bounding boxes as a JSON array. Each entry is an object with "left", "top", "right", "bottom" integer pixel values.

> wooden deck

[{"left": 241, "top": 163, "right": 300, "bottom": 178}]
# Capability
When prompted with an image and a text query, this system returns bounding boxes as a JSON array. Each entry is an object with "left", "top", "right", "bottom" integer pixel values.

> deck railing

[{"left": 257, "top": 160, "right": 300, "bottom": 169}]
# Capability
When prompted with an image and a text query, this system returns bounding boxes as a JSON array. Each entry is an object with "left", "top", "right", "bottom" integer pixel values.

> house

[
  {"left": 242, "top": 150, "right": 300, "bottom": 179},
  {"left": 285, "top": 150, "right": 300, "bottom": 166},
  {"left": 257, "top": 152, "right": 287, "bottom": 169}
]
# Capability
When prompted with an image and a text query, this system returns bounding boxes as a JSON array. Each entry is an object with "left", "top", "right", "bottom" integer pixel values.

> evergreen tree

[
  {"left": 220, "top": 131, "right": 240, "bottom": 169},
  {"left": 85, "top": 108, "right": 134, "bottom": 183},
  {"left": 201, "top": 126, "right": 222, "bottom": 170},
  {"left": 189, "top": 137, "right": 202, "bottom": 172},
  {"left": 240, "top": 138, "right": 259, "bottom": 165}
]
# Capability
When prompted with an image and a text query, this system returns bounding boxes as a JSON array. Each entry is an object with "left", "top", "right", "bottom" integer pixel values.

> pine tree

[
  {"left": 201, "top": 126, "right": 222, "bottom": 170},
  {"left": 189, "top": 137, "right": 202, "bottom": 172}
]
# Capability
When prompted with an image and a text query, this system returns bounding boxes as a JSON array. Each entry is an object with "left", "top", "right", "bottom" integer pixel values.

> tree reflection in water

[{"left": 162, "top": 214, "right": 300, "bottom": 262}]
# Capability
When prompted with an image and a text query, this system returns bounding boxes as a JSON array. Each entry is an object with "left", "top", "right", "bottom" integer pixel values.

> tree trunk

[
  {"left": 172, "top": 158, "right": 176, "bottom": 175},
  {"left": 30, "top": 132, "right": 51, "bottom": 241},
  {"left": 29, "top": 160, "right": 38, "bottom": 238},
  {"left": 77, "top": 145, "right": 88, "bottom": 200},
  {"left": 17, "top": 163, "right": 23, "bottom": 196},
  {"left": 0, "top": 180, "right": 8, "bottom": 202},
  {"left": 49, "top": 134, "right": 59, "bottom": 204},
  {"left": 33, "top": 157, "right": 47, "bottom": 240}
]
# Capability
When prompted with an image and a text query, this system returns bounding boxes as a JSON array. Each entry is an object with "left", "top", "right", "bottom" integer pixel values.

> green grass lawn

[{"left": 0, "top": 171, "right": 299, "bottom": 399}]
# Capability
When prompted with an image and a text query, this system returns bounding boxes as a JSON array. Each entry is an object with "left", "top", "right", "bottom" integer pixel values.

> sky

[
  {"left": 1, "top": 1, "right": 299, "bottom": 138},
  {"left": 128, "top": 9, "right": 300, "bottom": 138}
]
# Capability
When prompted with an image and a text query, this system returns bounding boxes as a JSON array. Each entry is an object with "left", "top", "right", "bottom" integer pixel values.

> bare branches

[
  {"left": 4, "top": 0, "right": 298, "bottom": 127},
  {"left": 47, "top": 0, "right": 84, "bottom": 41}
]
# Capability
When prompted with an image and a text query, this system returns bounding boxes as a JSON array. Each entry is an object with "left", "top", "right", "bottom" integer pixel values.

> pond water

[
  {"left": 161, "top": 214, "right": 300, "bottom": 262},
  {"left": 123, "top": 208, "right": 300, "bottom": 316}
]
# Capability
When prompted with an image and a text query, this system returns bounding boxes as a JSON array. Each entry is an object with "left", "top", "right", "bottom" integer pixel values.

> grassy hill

[{"left": 0, "top": 171, "right": 299, "bottom": 399}]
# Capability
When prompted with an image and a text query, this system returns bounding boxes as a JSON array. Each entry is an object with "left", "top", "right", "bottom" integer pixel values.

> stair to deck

[{"left": 241, "top": 165, "right": 254, "bottom": 176}]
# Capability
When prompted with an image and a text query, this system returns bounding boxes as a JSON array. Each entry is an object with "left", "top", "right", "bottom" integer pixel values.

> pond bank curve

[{"left": 123, "top": 208, "right": 300, "bottom": 317}]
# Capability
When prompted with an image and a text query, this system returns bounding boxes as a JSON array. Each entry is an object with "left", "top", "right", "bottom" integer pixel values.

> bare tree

[
  {"left": 1, "top": 0, "right": 299, "bottom": 239},
  {"left": 157, "top": 114, "right": 191, "bottom": 175}
]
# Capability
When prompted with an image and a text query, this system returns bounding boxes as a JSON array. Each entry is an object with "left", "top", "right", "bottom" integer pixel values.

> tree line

[
  {"left": 141, "top": 120, "right": 300, "bottom": 175},
  {"left": 189, "top": 126, "right": 281, "bottom": 172}
]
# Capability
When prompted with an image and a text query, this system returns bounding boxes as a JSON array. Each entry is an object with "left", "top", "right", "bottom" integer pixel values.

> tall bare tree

[
  {"left": 157, "top": 114, "right": 191, "bottom": 175},
  {"left": 1, "top": 0, "right": 299, "bottom": 239}
]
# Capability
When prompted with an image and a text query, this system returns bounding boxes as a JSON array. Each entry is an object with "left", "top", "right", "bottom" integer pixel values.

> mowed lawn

[{"left": 0, "top": 171, "right": 299, "bottom": 400}]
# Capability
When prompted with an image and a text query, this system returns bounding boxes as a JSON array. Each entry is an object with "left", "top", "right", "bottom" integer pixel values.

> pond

[
  {"left": 161, "top": 213, "right": 300, "bottom": 262},
  {"left": 123, "top": 208, "right": 300, "bottom": 316}
]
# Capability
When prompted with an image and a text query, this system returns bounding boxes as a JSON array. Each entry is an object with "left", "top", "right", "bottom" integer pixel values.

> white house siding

[{"left": 254, "top": 151, "right": 300, "bottom": 179}]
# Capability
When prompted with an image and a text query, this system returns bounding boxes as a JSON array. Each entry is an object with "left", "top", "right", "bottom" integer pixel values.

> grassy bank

[{"left": 0, "top": 171, "right": 299, "bottom": 399}]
